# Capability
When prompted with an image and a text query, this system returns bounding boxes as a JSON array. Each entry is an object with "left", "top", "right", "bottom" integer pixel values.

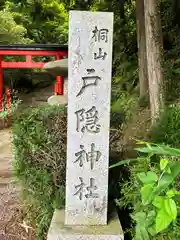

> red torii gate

[{"left": 0, "top": 44, "right": 68, "bottom": 112}]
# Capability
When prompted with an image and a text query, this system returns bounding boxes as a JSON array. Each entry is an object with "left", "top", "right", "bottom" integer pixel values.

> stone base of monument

[{"left": 47, "top": 204, "right": 124, "bottom": 240}]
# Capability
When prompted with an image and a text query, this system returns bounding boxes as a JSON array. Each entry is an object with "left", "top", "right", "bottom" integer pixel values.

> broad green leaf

[
  {"left": 134, "top": 226, "right": 144, "bottom": 240},
  {"left": 164, "top": 166, "right": 171, "bottom": 174},
  {"left": 140, "top": 226, "right": 150, "bottom": 240},
  {"left": 109, "top": 159, "right": 132, "bottom": 169},
  {"left": 170, "top": 162, "right": 180, "bottom": 178},
  {"left": 135, "top": 225, "right": 150, "bottom": 240},
  {"left": 154, "top": 162, "right": 180, "bottom": 195},
  {"left": 135, "top": 146, "right": 163, "bottom": 154},
  {"left": 135, "top": 145, "right": 180, "bottom": 157},
  {"left": 167, "top": 189, "right": 180, "bottom": 198},
  {"left": 154, "top": 174, "right": 174, "bottom": 195},
  {"left": 141, "top": 184, "right": 154, "bottom": 205},
  {"left": 156, "top": 209, "right": 173, "bottom": 233},
  {"left": 148, "top": 225, "right": 156, "bottom": 236},
  {"left": 158, "top": 146, "right": 180, "bottom": 156},
  {"left": 152, "top": 196, "right": 164, "bottom": 209},
  {"left": 146, "top": 210, "right": 156, "bottom": 226},
  {"left": 164, "top": 198, "right": 177, "bottom": 220},
  {"left": 146, "top": 143, "right": 153, "bottom": 149},
  {"left": 132, "top": 212, "right": 146, "bottom": 223},
  {"left": 134, "top": 228, "right": 142, "bottom": 240},
  {"left": 160, "top": 159, "right": 168, "bottom": 171},
  {"left": 137, "top": 171, "right": 158, "bottom": 184}
]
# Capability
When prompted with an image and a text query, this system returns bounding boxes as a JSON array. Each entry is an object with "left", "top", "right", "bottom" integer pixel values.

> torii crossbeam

[{"left": 0, "top": 44, "right": 68, "bottom": 112}]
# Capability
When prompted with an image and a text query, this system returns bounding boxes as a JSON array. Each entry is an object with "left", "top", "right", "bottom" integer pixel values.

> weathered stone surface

[
  {"left": 66, "top": 11, "right": 114, "bottom": 225},
  {"left": 44, "top": 58, "right": 68, "bottom": 77},
  {"left": 47, "top": 205, "right": 124, "bottom": 240},
  {"left": 63, "top": 77, "right": 68, "bottom": 95},
  {"left": 47, "top": 95, "right": 67, "bottom": 106}
]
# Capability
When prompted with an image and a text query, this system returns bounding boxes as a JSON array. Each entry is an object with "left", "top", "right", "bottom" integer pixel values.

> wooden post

[{"left": 55, "top": 55, "right": 64, "bottom": 95}]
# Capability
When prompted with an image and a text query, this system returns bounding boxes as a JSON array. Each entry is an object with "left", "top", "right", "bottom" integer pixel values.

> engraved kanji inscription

[
  {"left": 75, "top": 106, "right": 101, "bottom": 133},
  {"left": 76, "top": 69, "right": 101, "bottom": 97},
  {"left": 92, "top": 26, "right": 109, "bottom": 42},
  {"left": 85, "top": 178, "right": 99, "bottom": 198},
  {"left": 94, "top": 48, "right": 107, "bottom": 60},
  {"left": 74, "top": 177, "right": 99, "bottom": 200},
  {"left": 74, "top": 177, "right": 85, "bottom": 200},
  {"left": 74, "top": 143, "right": 101, "bottom": 170}
]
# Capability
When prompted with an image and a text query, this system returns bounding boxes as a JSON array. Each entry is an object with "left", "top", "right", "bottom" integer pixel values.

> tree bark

[
  {"left": 144, "top": 0, "right": 164, "bottom": 122},
  {"left": 136, "top": 0, "right": 148, "bottom": 99}
]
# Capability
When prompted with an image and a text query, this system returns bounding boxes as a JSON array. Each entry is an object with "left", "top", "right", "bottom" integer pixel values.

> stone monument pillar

[
  {"left": 66, "top": 10, "right": 113, "bottom": 225},
  {"left": 47, "top": 10, "right": 123, "bottom": 240}
]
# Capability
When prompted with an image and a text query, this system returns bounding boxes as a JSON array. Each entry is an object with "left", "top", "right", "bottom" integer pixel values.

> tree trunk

[
  {"left": 136, "top": 0, "right": 148, "bottom": 99},
  {"left": 144, "top": 0, "right": 164, "bottom": 122}
]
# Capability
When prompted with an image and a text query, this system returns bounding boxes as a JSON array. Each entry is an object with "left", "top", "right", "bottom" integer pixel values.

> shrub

[
  {"left": 150, "top": 105, "right": 180, "bottom": 147},
  {"left": 111, "top": 92, "right": 138, "bottom": 124},
  {"left": 12, "top": 105, "right": 67, "bottom": 240},
  {"left": 111, "top": 143, "right": 180, "bottom": 240}
]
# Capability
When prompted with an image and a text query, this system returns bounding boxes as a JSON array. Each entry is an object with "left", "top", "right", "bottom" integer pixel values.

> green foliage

[
  {"left": 0, "top": 8, "right": 31, "bottom": 44},
  {"left": 111, "top": 91, "right": 138, "bottom": 125},
  {"left": 160, "top": 0, "right": 180, "bottom": 102},
  {"left": 12, "top": 105, "right": 67, "bottom": 239},
  {"left": 136, "top": 159, "right": 179, "bottom": 234},
  {"left": 111, "top": 142, "right": 180, "bottom": 239},
  {"left": 6, "top": 0, "right": 68, "bottom": 44},
  {"left": 150, "top": 105, "right": 180, "bottom": 148}
]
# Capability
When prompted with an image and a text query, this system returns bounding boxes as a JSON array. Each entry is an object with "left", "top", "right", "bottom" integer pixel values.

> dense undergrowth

[
  {"left": 111, "top": 143, "right": 180, "bottom": 239},
  {"left": 111, "top": 102, "right": 180, "bottom": 240},
  {"left": 150, "top": 105, "right": 180, "bottom": 148},
  {"left": 12, "top": 105, "right": 67, "bottom": 239}
]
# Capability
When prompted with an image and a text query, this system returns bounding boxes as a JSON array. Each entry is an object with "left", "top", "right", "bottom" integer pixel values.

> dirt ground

[
  {"left": 0, "top": 85, "right": 55, "bottom": 239},
  {"left": 0, "top": 129, "right": 32, "bottom": 240}
]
